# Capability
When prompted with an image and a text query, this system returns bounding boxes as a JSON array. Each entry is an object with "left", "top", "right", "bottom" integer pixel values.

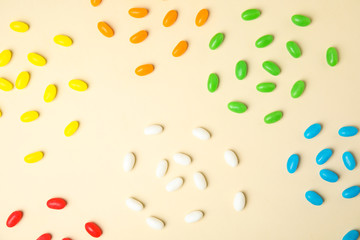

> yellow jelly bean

[
  {"left": 0, "top": 50, "right": 12, "bottom": 67},
  {"left": 69, "top": 79, "right": 88, "bottom": 91},
  {"left": 64, "top": 121, "right": 79, "bottom": 137},
  {"left": 10, "top": 21, "right": 29, "bottom": 32},
  {"left": 0, "top": 109, "right": 2, "bottom": 117},
  {"left": 0, "top": 77, "right": 14, "bottom": 91},
  {"left": 28, "top": 53, "right": 47, "bottom": 66},
  {"left": 24, "top": 151, "right": 44, "bottom": 163},
  {"left": 44, "top": 84, "right": 57, "bottom": 103},
  {"left": 20, "top": 110, "right": 39, "bottom": 122},
  {"left": 15, "top": 71, "right": 30, "bottom": 89},
  {"left": 54, "top": 35, "right": 73, "bottom": 47}
]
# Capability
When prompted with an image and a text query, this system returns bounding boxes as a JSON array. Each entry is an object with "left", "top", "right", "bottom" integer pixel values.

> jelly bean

[
  {"left": 343, "top": 230, "right": 360, "bottom": 240},
  {"left": 326, "top": 47, "right": 339, "bottom": 67},
  {"left": 262, "top": 61, "right": 281, "bottom": 76},
  {"left": 343, "top": 186, "right": 360, "bottom": 199},
  {"left": 233, "top": 191, "right": 246, "bottom": 211},
  {"left": 10, "top": 21, "right": 29, "bottom": 32},
  {"left": 224, "top": 150, "right": 239, "bottom": 167},
  {"left": 129, "top": 30, "right": 148, "bottom": 44},
  {"left": 343, "top": 152, "right": 356, "bottom": 170},
  {"left": 304, "top": 123, "right": 322, "bottom": 139},
  {"left": 15, "top": 71, "right": 30, "bottom": 89},
  {"left": 69, "top": 79, "right": 88, "bottom": 91},
  {"left": 126, "top": 197, "right": 144, "bottom": 211},
  {"left": 156, "top": 159, "right": 168, "bottom": 178},
  {"left": 209, "top": 33, "right": 224, "bottom": 50},
  {"left": 291, "top": 14, "right": 311, "bottom": 27},
  {"left": 339, "top": 126, "right": 358, "bottom": 137},
  {"left": 146, "top": 216, "right": 165, "bottom": 230},
  {"left": 235, "top": 60, "right": 247, "bottom": 80},
  {"left": 291, "top": 80, "right": 305, "bottom": 98},
  {"left": 63, "top": 238, "right": 72, "bottom": 240},
  {"left": 20, "top": 110, "right": 39, "bottom": 122},
  {"left": 173, "top": 153, "right": 191, "bottom": 165},
  {"left": 184, "top": 210, "right": 204, "bottom": 223},
  {"left": 207, "top": 73, "right": 219, "bottom": 93},
  {"left": 286, "top": 41, "right": 302, "bottom": 58},
  {"left": 64, "top": 121, "right": 79, "bottom": 137},
  {"left": 28, "top": 53, "right": 47, "bottom": 66},
  {"left": 316, "top": 148, "right": 333, "bottom": 165},
  {"left": 256, "top": 82, "right": 276, "bottom": 93},
  {"left": 0, "top": 50, "right": 12, "bottom": 67},
  {"left": 37, "top": 233, "right": 52, "bottom": 240},
  {"left": 144, "top": 124, "right": 163, "bottom": 135},
  {"left": 193, "top": 172, "right": 207, "bottom": 190},
  {"left": 192, "top": 127, "right": 211, "bottom": 140},
  {"left": 24, "top": 151, "right": 44, "bottom": 163},
  {"left": 0, "top": 77, "right": 14, "bottom": 91},
  {"left": 85, "top": 222, "right": 102, "bottom": 238},
  {"left": 255, "top": 34, "right": 274, "bottom": 48},
  {"left": 241, "top": 9, "right": 261, "bottom": 21},
  {"left": 305, "top": 191, "right": 323, "bottom": 206},
  {"left": 123, "top": 152, "right": 136, "bottom": 172},
  {"left": 287, "top": 154, "right": 299, "bottom": 174},
  {"left": 54, "top": 35, "right": 73, "bottom": 47},
  {"left": 91, "top": 0, "right": 102, "bottom": 7},
  {"left": 228, "top": 101, "right": 247, "bottom": 113},
  {"left": 172, "top": 40, "right": 188, "bottom": 57},
  {"left": 0, "top": 109, "right": 2, "bottom": 117},
  {"left": 195, "top": 9, "right": 209, "bottom": 27},
  {"left": 166, "top": 177, "right": 184, "bottom": 192},
  {"left": 97, "top": 21, "right": 114, "bottom": 38},
  {"left": 47, "top": 198, "right": 67, "bottom": 210},
  {"left": 319, "top": 169, "right": 339, "bottom": 183},
  {"left": 44, "top": 84, "right": 57, "bottom": 103},
  {"left": 264, "top": 111, "right": 283, "bottom": 124},
  {"left": 135, "top": 64, "right": 154, "bottom": 76},
  {"left": 128, "top": 8, "right": 148, "bottom": 18},
  {"left": 163, "top": 10, "right": 178, "bottom": 27},
  {"left": 6, "top": 210, "right": 23, "bottom": 227}
]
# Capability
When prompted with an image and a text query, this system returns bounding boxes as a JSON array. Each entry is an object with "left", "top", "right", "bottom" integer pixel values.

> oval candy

[
  {"left": 305, "top": 191, "right": 323, "bottom": 206},
  {"left": 172, "top": 40, "right": 188, "bottom": 57},
  {"left": 123, "top": 152, "right": 136, "bottom": 172},
  {"left": 146, "top": 216, "right": 165, "bottom": 230},
  {"left": 20, "top": 110, "right": 39, "bottom": 122},
  {"left": 44, "top": 84, "right": 57, "bottom": 103},
  {"left": 135, "top": 64, "right": 154, "bottom": 76},
  {"left": 195, "top": 9, "right": 209, "bottom": 27},
  {"left": 130, "top": 30, "right": 148, "bottom": 44},
  {"left": 241, "top": 9, "right": 261, "bottom": 21},
  {"left": 326, "top": 47, "right": 339, "bottom": 67},
  {"left": 291, "top": 14, "right": 311, "bottom": 27},
  {"left": 291, "top": 80, "right": 305, "bottom": 98},
  {"left": 339, "top": 126, "right": 358, "bottom": 137},
  {"left": 193, "top": 172, "right": 207, "bottom": 190},
  {"left": 184, "top": 210, "right": 204, "bottom": 223},
  {"left": 54, "top": 35, "right": 73, "bottom": 47},
  {"left": 37, "top": 233, "right": 52, "bottom": 240},
  {"left": 224, "top": 150, "right": 239, "bottom": 167},
  {"left": 0, "top": 77, "right": 14, "bottom": 91},
  {"left": 126, "top": 197, "right": 144, "bottom": 211},
  {"left": 144, "top": 124, "right": 163, "bottom": 135},
  {"left": 24, "top": 151, "right": 44, "bottom": 163},
  {"left": 287, "top": 154, "right": 299, "bottom": 174},
  {"left": 304, "top": 123, "right": 322, "bottom": 139},
  {"left": 97, "top": 21, "right": 114, "bottom": 38},
  {"left": 316, "top": 148, "right": 333, "bottom": 165},
  {"left": 47, "top": 198, "right": 67, "bottom": 210},
  {"left": 15, "top": 71, "right": 30, "bottom": 89},
  {"left": 10, "top": 21, "right": 29, "bottom": 32},
  {"left": 286, "top": 41, "right": 302, "bottom": 58},
  {"left": 128, "top": 8, "right": 148, "bottom": 18},
  {"left": 262, "top": 61, "right": 281, "bottom": 76},
  {"left": 91, "top": 0, "right": 102, "bottom": 7},
  {"left": 85, "top": 222, "right": 102, "bottom": 238},
  {"left": 207, "top": 73, "right": 219, "bottom": 93},
  {"left": 342, "top": 186, "right": 360, "bottom": 199},
  {"left": 192, "top": 127, "right": 211, "bottom": 140},
  {"left": 235, "top": 60, "right": 247, "bottom": 80},
  {"left": 6, "top": 210, "right": 23, "bottom": 228},
  {"left": 28, "top": 53, "right": 47, "bottom": 66},
  {"left": 173, "top": 153, "right": 191, "bottom": 165},
  {"left": 209, "top": 33, "right": 224, "bottom": 50},
  {"left": 166, "top": 177, "right": 184, "bottom": 192},
  {"left": 255, "top": 34, "right": 274, "bottom": 48},
  {"left": 342, "top": 152, "right": 356, "bottom": 171},
  {"left": 64, "top": 121, "right": 79, "bottom": 137},
  {"left": 256, "top": 82, "right": 276, "bottom": 93},
  {"left": 163, "top": 10, "right": 178, "bottom": 27},
  {"left": 343, "top": 230, "right": 360, "bottom": 240},
  {"left": 233, "top": 191, "right": 246, "bottom": 211},
  {"left": 69, "top": 79, "right": 88, "bottom": 91},
  {"left": 63, "top": 238, "right": 72, "bottom": 240},
  {"left": 0, "top": 49, "right": 12, "bottom": 67},
  {"left": 264, "top": 111, "right": 283, "bottom": 124},
  {"left": 319, "top": 169, "right": 339, "bottom": 183},
  {"left": 156, "top": 159, "right": 168, "bottom": 178},
  {"left": 228, "top": 101, "right": 247, "bottom": 113}
]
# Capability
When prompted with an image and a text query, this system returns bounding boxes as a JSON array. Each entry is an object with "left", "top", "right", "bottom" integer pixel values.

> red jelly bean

[
  {"left": 37, "top": 233, "right": 52, "bottom": 240},
  {"left": 47, "top": 198, "right": 67, "bottom": 210},
  {"left": 62, "top": 238, "right": 72, "bottom": 240},
  {"left": 6, "top": 210, "right": 23, "bottom": 227},
  {"left": 85, "top": 222, "right": 102, "bottom": 238}
]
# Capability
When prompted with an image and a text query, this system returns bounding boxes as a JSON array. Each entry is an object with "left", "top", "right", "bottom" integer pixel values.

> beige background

[{"left": 0, "top": 0, "right": 360, "bottom": 239}]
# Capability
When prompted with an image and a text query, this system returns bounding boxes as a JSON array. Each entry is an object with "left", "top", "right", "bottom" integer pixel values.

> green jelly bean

[
  {"left": 262, "top": 61, "right": 281, "bottom": 76},
  {"left": 286, "top": 41, "right": 302, "bottom": 58},
  {"left": 241, "top": 9, "right": 261, "bottom": 21},
  {"left": 291, "top": 80, "right": 305, "bottom": 98},
  {"left": 228, "top": 101, "right": 247, "bottom": 113},
  {"left": 207, "top": 73, "right": 219, "bottom": 93},
  {"left": 264, "top": 111, "right": 283, "bottom": 124},
  {"left": 255, "top": 35, "right": 274, "bottom": 48},
  {"left": 326, "top": 47, "right": 339, "bottom": 67},
  {"left": 291, "top": 14, "right": 311, "bottom": 27},
  {"left": 235, "top": 60, "right": 247, "bottom": 80},
  {"left": 256, "top": 82, "right": 276, "bottom": 93},
  {"left": 209, "top": 33, "right": 225, "bottom": 50}
]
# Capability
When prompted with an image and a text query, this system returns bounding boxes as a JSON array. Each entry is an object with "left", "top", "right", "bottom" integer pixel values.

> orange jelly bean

[
  {"left": 172, "top": 40, "right": 188, "bottom": 57},
  {"left": 135, "top": 64, "right": 154, "bottom": 76},
  {"left": 130, "top": 30, "right": 148, "bottom": 44},
  {"left": 91, "top": 0, "right": 102, "bottom": 7},
  {"left": 129, "top": 8, "right": 148, "bottom": 18},
  {"left": 163, "top": 10, "right": 178, "bottom": 27},
  {"left": 195, "top": 9, "right": 209, "bottom": 27},
  {"left": 97, "top": 21, "right": 114, "bottom": 38}
]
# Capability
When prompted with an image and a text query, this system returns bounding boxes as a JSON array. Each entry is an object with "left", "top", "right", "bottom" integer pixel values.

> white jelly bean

[
  {"left": 156, "top": 159, "right": 168, "bottom": 178},
  {"left": 146, "top": 216, "right": 165, "bottom": 230},
  {"left": 126, "top": 197, "right": 144, "bottom": 211},
  {"left": 233, "top": 191, "right": 246, "bottom": 211},
  {"left": 166, "top": 177, "right": 184, "bottom": 192},
  {"left": 192, "top": 127, "right": 211, "bottom": 140},
  {"left": 144, "top": 124, "right": 163, "bottom": 135},
  {"left": 184, "top": 210, "right": 204, "bottom": 223},
  {"left": 123, "top": 152, "right": 135, "bottom": 172},
  {"left": 224, "top": 150, "right": 239, "bottom": 167},
  {"left": 193, "top": 172, "right": 207, "bottom": 190},
  {"left": 173, "top": 153, "right": 192, "bottom": 165}
]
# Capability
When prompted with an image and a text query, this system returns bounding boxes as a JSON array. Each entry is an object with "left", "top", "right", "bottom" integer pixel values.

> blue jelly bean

[
  {"left": 342, "top": 186, "right": 360, "bottom": 199},
  {"left": 316, "top": 148, "right": 333, "bottom": 165},
  {"left": 343, "top": 152, "right": 356, "bottom": 171},
  {"left": 304, "top": 123, "right": 322, "bottom": 139},
  {"left": 305, "top": 191, "right": 324, "bottom": 206},
  {"left": 287, "top": 154, "right": 299, "bottom": 174},
  {"left": 319, "top": 169, "right": 339, "bottom": 183},
  {"left": 343, "top": 230, "right": 360, "bottom": 240},
  {"left": 339, "top": 126, "right": 359, "bottom": 137}
]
